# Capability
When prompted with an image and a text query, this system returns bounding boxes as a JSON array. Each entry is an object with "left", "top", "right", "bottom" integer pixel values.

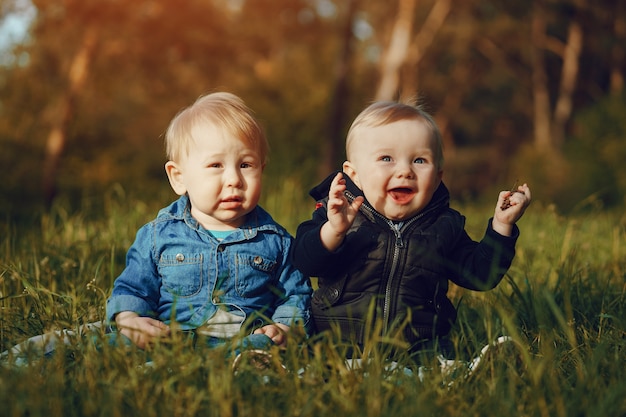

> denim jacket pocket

[
  {"left": 158, "top": 252, "right": 203, "bottom": 297},
  {"left": 235, "top": 254, "right": 278, "bottom": 297}
]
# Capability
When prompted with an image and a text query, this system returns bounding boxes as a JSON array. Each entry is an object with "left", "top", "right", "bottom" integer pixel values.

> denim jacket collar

[{"left": 165, "top": 194, "right": 286, "bottom": 242}]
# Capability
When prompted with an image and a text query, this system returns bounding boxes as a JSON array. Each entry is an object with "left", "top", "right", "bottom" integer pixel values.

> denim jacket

[{"left": 106, "top": 195, "right": 312, "bottom": 332}]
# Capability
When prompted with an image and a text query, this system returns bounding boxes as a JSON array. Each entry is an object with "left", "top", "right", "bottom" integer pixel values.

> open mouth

[{"left": 388, "top": 188, "right": 415, "bottom": 204}]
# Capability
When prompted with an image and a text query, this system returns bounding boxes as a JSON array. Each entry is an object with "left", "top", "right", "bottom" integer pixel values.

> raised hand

[
  {"left": 320, "top": 172, "right": 364, "bottom": 252},
  {"left": 492, "top": 183, "right": 532, "bottom": 237}
]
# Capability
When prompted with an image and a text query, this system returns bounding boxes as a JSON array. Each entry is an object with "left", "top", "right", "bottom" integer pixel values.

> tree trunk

[
  {"left": 610, "top": 1, "right": 625, "bottom": 94},
  {"left": 375, "top": 0, "right": 417, "bottom": 101},
  {"left": 400, "top": 0, "right": 451, "bottom": 102},
  {"left": 321, "top": 0, "right": 359, "bottom": 177},
  {"left": 42, "top": 27, "right": 97, "bottom": 205},
  {"left": 434, "top": 62, "right": 472, "bottom": 159},
  {"left": 552, "top": 17, "right": 583, "bottom": 148},
  {"left": 530, "top": 0, "right": 553, "bottom": 152},
  {"left": 375, "top": 0, "right": 451, "bottom": 102},
  {"left": 531, "top": 0, "right": 583, "bottom": 152}
]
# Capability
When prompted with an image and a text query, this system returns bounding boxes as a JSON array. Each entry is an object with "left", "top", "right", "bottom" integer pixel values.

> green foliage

[
  {"left": 505, "top": 91, "right": 626, "bottom": 212},
  {"left": 1, "top": 193, "right": 625, "bottom": 417},
  {"left": 563, "top": 94, "right": 626, "bottom": 209}
]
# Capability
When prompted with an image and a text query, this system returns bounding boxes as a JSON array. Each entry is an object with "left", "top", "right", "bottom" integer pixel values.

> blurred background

[{"left": 1, "top": 0, "right": 625, "bottom": 222}]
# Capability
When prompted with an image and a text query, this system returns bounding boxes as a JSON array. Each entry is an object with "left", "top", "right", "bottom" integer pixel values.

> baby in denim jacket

[{"left": 107, "top": 92, "right": 312, "bottom": 351}]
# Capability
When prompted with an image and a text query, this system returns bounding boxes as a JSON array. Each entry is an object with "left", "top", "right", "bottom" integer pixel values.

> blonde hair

[
  {"left": 346, "top": 101, "right": 444, "bottom": 169},
  {"left": 165, "top": 92, "right": 269, "bottom": 164}
]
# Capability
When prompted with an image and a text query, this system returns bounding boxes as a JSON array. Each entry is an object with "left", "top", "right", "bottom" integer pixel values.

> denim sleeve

[
  {"left": 106, "top": 223, "right": 161, "bottom": 323},
  {"left": 269, "top": 236, "right": 313, "bottom": 333}
]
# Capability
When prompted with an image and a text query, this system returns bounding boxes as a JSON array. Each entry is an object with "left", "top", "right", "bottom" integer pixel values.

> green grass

[{"left": 1, "top": 184, "right": 625, "bottom": 417}]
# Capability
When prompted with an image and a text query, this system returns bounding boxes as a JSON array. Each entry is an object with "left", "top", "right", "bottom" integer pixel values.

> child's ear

[
  {"left": 165, "top": 161, "right": 187, "bottom": 196},
  {"left": 342, "top": 160, "right": 361, "bottom": 189}
]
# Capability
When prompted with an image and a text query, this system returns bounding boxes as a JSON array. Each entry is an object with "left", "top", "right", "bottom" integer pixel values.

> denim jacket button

[
  {"left": 175, "top": 253, "right": 185, "bottom": 262},
  {"left": 253, "top": 256, "right": 263, "bottom": 265}
]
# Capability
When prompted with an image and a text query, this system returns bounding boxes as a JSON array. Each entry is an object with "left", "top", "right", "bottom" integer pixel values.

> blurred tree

[
  {"left": 562, "top": 93, "right": 626, "bottom": 209},
  {"left": 375, "top": 0, "right": 452, "bottom": 103},
  {"left": 531, "top": 0, "right": 582, "bottom": 152},
  {"left": 42, "top": 25, "right": 96, "bottom": 204},
  {"left": 227, "top": 0, "right": 347, "bottom": 184},
  {"left": 375, "top": 0, "right": 416, "bottom": 101},
  {"left": 2, "top": 0, "right": 235, "bottom": 207},
  {"left": 322, "top": 0, "right": 359, "bottom": 177},
  {"left": 609, "top": 2, "right": 625, "bottom": 95},
  {"left": 0, "top": 0, "right": 625, "bottom": 214}
]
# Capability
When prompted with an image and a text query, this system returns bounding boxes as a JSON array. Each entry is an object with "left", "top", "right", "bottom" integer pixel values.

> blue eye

[
  {"left": 414, "top": 158, "right": 426, "bottom": 164},
  {"left": 381, "top": 156, "right": 392, "bottom": 162}
]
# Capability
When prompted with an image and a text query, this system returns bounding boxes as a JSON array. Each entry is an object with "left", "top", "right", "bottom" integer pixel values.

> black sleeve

[
  {"left": 290, "top": 203, "right": 348, "bottom": 277},
  {"left": 448, "top": 218, "right": 519, "bottom": 291}
]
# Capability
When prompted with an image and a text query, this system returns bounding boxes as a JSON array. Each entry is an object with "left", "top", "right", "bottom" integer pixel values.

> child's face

[
  {"left": 343, "top": 119, "right": 443, "bottom": 221},
  {"left": 166, "top": 122, "right": 264, "bottom": 230}
]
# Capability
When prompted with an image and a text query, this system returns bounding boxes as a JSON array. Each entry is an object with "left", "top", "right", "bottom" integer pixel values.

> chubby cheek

[
  {"left": 247, "top": 181, "right": 263, "bottom": 205},
  {"left": 357, "top": 170, "right": 384, "bottom": 191}
]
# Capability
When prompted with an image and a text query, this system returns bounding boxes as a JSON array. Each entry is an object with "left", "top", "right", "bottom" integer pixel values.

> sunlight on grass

[{"left": 1, "top": 186, "right": 625, "bottom": 417}]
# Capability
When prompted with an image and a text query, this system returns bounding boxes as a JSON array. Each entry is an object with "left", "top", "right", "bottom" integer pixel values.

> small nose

[
  {"left": 396, "top": 161, "right": 414, "bottom": 178},
  {"left": 225, "top": 166, "right": 243, "bottom": 187}
]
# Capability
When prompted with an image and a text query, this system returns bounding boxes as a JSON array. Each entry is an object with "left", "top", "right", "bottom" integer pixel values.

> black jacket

[{"left": 291, "top": 172, "right": 518, "bottom": 354}]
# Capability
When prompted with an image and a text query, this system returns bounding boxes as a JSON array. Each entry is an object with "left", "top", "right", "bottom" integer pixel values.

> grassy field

[{"left": 0, "top": 183, "right": 625, "bottom": 417}]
